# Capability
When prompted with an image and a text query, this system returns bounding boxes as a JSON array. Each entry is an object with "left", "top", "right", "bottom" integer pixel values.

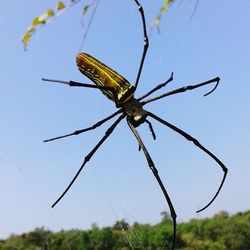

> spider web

[{"left": 1, "top": 1, "right": 215, "bottom": 249}]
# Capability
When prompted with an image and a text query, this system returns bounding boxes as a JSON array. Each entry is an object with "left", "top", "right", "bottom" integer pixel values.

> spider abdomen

[{"left": 76, "top": 53, "right": 135, "bottom": 105}]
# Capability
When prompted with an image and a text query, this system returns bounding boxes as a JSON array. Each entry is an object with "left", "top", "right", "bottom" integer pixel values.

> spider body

[
  {"left": 43, "top": 1, "right": 228, "bottom": 249},
  {"left": 76, "top": 53, "right": 135, "bottom": 106},
  {"left": 123, "top": 98, "right": 147, "bottom": 127},
  {"left": 77, "top": 52, "right": 147, "bottom": 127}
]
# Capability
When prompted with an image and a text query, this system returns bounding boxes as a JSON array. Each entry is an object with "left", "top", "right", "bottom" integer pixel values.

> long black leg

[
  {"left": 145, "top": 119, "right": 156, "bottom": 140},
  {"left": 127, "top": 119, "right": 176, "bottom": 250},
  {"left": 44, "top": 109, "right": 122, "bottom": 142},
  {"left": 134, "top": 0, "right": 149, "bottom": 90},
  {"left": 43, "top": 78, "right": 112, "bottom": 90},
  {"left": 52, "top": 114, "right": 125, "bottom": 208},
  {"left": 42, "top": 78, "right": 119, "bottom": 106},
  {"left": 138, "top": 72, "right": 173, "bottom": 101},
  {"left": 141, "top": 77, "right": 220, "bottom": 106},
  {"left": 138, "top": 119, "right": 156, "bottom": 151},
  {"left": 147, "top": 112, "right": 228, "bottom": 213}
]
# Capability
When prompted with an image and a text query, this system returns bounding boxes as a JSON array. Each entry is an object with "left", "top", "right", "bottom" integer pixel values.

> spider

[{"left": 43, "top": 1, "right": 228, "bottom": 249}]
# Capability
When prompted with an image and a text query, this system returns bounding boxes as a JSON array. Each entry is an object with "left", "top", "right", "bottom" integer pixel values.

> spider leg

[
  {"left": 134, "top": 0, "right": 149, "bottom": 90},
  {"left": 141, "top": 77, "right": 220, "bottom": 106},
  {"left": 42, "top": 78, "right": 119, "bottom": 106},
  {"left": 43, "top": 78, "right": 111, "bottom": 90},
  {"left": 44, "top": 109, "right": 123, "bottom": 142},
  {"left": 138, "top": 72, "right": 173, "bottom": 101},
  {"left": 51, "top": 114, "right": 125, "bottom": 208},
  {"left": 145, "top": 119, "right": 156, "bottom": 140},
  {"left": 138, "top": 120, "right": 156, "bottom": 151},
  {"left": 147, "top": 112, "right": 228, "bottom": 213},
  {"left": 127, "top": 118, "right": 176, "bottom": 250}
]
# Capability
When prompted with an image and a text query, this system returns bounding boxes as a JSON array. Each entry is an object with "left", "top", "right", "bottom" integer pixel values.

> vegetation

[
  {"left": 22, "top": 0, "right": 175, "bottom": 49},
  {"left": 1, "top": 210, "right": 249, "bottom": 250}
]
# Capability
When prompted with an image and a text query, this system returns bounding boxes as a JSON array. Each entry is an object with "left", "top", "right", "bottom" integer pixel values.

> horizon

[{"left": 1, "top": 209, "right": 248, "bottom": 240}]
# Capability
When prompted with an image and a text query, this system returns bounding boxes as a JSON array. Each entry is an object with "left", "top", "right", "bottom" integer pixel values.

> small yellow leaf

[
  {"left": 47, "top": 9, "right": 55, "bottom": 17},
  {"left": 56, "top": 1, "right": 66, "bottom": 10},
  {"left": 22, "top": 26, "right": 36, "bottom": 49},
  {"left": 22, "top": 32, "right": 31, "bottom": 47},
  {"left": 32, "top": 17, "right": 42, "bottom": 26}
]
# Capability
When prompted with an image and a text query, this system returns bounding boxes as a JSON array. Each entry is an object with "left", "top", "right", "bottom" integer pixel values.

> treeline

[{"left": 0, "top": 210, "right": 249, "bottom": 250}]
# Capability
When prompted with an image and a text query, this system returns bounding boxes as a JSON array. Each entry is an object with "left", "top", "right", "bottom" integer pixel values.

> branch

[{"left": 21, "top": 0, "right": 94, "bottom": 50}]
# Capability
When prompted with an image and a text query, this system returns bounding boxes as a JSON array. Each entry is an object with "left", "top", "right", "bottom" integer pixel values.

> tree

[
  {"left": 1, "top": 210, "right": 250, "bottom": 249},
  {"left": 160, "top": 211, "right": 172, "bottom": 224},
  {"left": 112, "top": 219, "right": 129, "bottom": 231}
]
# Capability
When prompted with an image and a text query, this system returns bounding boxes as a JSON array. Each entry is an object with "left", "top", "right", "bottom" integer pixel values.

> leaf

[
  {"left": 22, "top": 27, "right": 36, "bottom": 49},
  {"left": 152, "top": 0, "right": 174, "bottom": 31},
  {"left": 22, "top": 32, "right": 32, "bottom": 48},
  {"left": 56, "top": 1, "right": 66, "bottom": 10},
  {"left": 47, "top": 9, "right": 55, "bottom": 17},
  {"left": 22, "top": 6, "right": 60, "bottom": 49},
  {"left": 22, "top": 0, "right": 90, "bottom": 49},
  {"left": 82, "top": 4, "right": 90, "bottom": 15},
  {"left": 32, "top": 17, "right": 43, "bottom": 26}
]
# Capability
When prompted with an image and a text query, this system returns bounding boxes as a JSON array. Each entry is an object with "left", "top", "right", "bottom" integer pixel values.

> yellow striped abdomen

[{"left": 76, "top": 53, "right": 135, "bottom": 106}]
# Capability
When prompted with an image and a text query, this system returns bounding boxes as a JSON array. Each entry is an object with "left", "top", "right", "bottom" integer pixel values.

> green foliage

[
  {"left": 22, "top": 7, "right": 56, "bottom": 49},
  {"left": 56, "top": 2, "right": 66, "bottom": 10},
  {"left": 22, "top": 1, "right": 177, "bottom": 50},
  {"left": 21, "top": 0, "right": 90, "bottom": 50},
  {"left": 0, "top": 227, "right": 50, "bottom": 250},
  {"left": 152, "top": 0, "right": 175, "bottom": 32},
  {"left": 82, "top": 4, "right": 90, "bottom": 15},
  {"left": 1, "top": 210, "right": 250, "bottom": 249},
  {"left": 160, "top": 210, "right": 172, "bottom": 224},
  {"left": 112, "top": 219, "right": 129, "bottom": 231}
]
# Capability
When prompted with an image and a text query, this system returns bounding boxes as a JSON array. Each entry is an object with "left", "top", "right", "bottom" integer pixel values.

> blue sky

[{"left": 0, "top": 0, "right": 250, "bottom": 240}]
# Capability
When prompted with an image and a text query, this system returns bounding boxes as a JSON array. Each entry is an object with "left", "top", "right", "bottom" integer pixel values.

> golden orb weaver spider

[{"left": 43, "top": 1, "right": 228, "bottom": 249}]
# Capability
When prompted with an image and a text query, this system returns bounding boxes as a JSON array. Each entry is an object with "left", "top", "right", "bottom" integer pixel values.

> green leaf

[
  {"left": 22, "top": 0, "right": 81, "bottom": 49},
  {"left": 152, "top": 0, "right": 174, "bottom": 31},
  {"left": 22, "top": 32, "right": 32, "bottom": 48},
  {"left": 82, "top": 4, "right": 90, "bottom": 16},
  {"left": 56, "top": 1, "right": 66, "bottom": 10},
  {"left": 22, "top": 27, "right": 36, "bottom": 49},
  {"left": 47, "top": 9, "right": 55, "bottom": 17},
  {"left": 32, "top": 17, "right": 41, "bottom": 26},
  {"left": 32, "top": 9, "right": 54, "bottom": 27}
]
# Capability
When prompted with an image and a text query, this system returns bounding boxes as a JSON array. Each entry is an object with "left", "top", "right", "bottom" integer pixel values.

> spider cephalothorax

[
  {"left": 43, "top": 1, "right": 227, "bottom": 249},
  {"left": 122, "top": 98, "right": 147, "bottom": 127}
]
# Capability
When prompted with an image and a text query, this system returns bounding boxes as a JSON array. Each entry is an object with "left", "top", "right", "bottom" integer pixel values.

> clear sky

[{"left": 0, "top": 0, "right": 250, "bottom": 240}]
